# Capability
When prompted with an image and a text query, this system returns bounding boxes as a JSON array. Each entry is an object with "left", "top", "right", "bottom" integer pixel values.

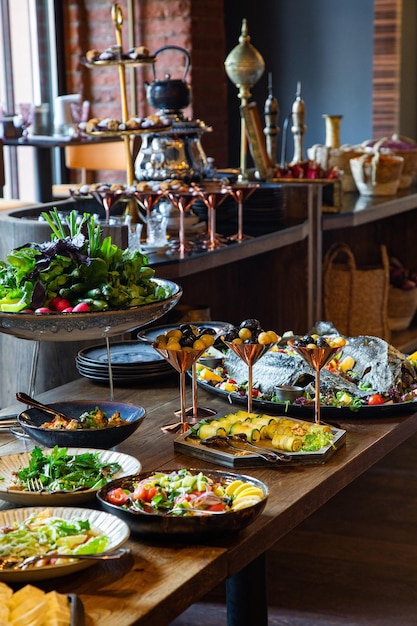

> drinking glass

[
  {"left": 227, "top": 183, "right": 259, "bottom": 242},
  {"left": 151, "top": 344, "right": 207, "bottom": 433},
  {"left": 89, "top": 187, "right": 126, "bottom": 224},
  {"left": 146, "top": 211, "right": 168, "bottom": 247},
  {"left": 193, "top": 183, "right": 229, "bottom": 250},
  {"left": 163, "top": 188, "right": 198, "bottom": 257},
  {"left": 224, "top": 340, "right": 277, "bottom": 412},
  {"left": 15, "top": 103, "right": 34, "bottom": 139},
  {"left": 288, "top": 340, "right": 344, "bottom": 424}
]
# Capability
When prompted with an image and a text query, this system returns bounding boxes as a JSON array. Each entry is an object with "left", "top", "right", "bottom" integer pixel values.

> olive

[
  {"left": 302, "top": 334, "right": 315, "bottom": 344},
  {"left": 240, "top": 318, "right": 261, "bottom": 332}
]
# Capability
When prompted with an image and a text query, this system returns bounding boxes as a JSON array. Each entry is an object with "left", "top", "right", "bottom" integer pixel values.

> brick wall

[{"left": 62, "top": 0, "right": 228, "bottom": 168}]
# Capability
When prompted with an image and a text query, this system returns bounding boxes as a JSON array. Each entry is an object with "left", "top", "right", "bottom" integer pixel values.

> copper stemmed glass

[
  {"left": 288, "top": 338, "right": 345, "bottom": 424},
  {"left": 89, "top": 186, "right": 127, "bottom": 224},
  {"left": 130, "top": 188, "right": 162, "bottom": 224},
  {"left": 193, "top": 183, "right": 229, "bottom": 250},
  {"left": 224, "top": 339, "right": 279, "bottom": 413},
  {"left": 227, "top": 182, "right": 259, "bottom": 243},
  {"left": 162, "top": 188, "right": 198, "bottom": 257},
  {"left": 151, "top": 344, "right": 207, "bottom": 433}
]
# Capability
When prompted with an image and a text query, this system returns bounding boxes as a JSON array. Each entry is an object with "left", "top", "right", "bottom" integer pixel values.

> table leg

[
  {"left": 307, "top": 183, "right": 323, "bottom": 328},
  {"left": 226, "top": 553, "right": 268, "bottom": 626},
  {"left": 33, "top": 146, "right": 53, "bottom": 202}
]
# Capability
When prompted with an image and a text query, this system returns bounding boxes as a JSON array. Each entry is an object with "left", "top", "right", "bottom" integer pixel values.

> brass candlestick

[{"left": 224, "top": 19, "right": 265, "bottom": 181}]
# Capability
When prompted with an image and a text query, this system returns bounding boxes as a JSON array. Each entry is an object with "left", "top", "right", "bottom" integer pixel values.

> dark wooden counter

[{"left": 1, "top": 376, "right": 417, "bottom": 625}]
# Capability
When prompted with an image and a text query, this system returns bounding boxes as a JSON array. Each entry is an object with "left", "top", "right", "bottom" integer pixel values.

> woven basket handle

[{"left": 323, "top": 242, "right": 357, "bottom": 273}]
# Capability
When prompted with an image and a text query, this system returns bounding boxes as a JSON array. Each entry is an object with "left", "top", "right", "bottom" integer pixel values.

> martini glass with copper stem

[
  {"left": 163, "top": 188, "right": 198, "bottom": 257},
  {"left": 151, "top": 344, "right": 207, "bottom": 433},
  {"left": 89, "top": 187, "right": 127, "bottom": 224},
  {"left": 130, "top": 189, "right": 162, "bottom": 226},
  {"left": 288, "top": 339, "right": 344, "bottom": 424},
  {"left": 227, "top": 182, "right": 259, "bottom": 242},
  {"left": 193, "top": 183, "right": 229, "bottom": 250},
  {"left": 224, "top": 339, "right": 278, "bottom": 412}
]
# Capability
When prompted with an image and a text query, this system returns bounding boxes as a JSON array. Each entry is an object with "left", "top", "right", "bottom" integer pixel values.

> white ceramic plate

[
  {"left": 0, "top": 506, "right": 130, "bottom": 582},
  {"left": 0, "top": 448, "right": 141, "bottom": 505}
]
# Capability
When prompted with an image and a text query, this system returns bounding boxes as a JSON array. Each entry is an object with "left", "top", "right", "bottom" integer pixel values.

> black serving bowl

[
  {"left": 96, "top": 469, "right": 268, "bottom": 536},
  {"left": 17, "top": 400, "right": 146, "bottom": 449}
]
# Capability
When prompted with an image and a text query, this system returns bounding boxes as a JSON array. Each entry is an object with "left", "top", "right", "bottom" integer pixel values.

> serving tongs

[{"left": 200, "top": 434, "right": 292, "bottom": 463}]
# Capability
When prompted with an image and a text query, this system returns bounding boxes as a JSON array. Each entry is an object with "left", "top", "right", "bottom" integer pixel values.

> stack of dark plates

[{"left": 76, "top": 340, "right": 174, "bottom": 385}]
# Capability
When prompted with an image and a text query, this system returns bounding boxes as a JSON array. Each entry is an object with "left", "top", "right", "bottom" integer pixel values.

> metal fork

[{"left": 26, "top": 477, "right": 45, "bottom": 492}]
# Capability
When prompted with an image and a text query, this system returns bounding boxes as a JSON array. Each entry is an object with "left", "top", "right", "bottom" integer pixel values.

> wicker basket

[
  {"left": 323, "top": 243, "right": 390, "bottom": 340},
  {"left": 387, "top": 285, "right": 417, "bottom": 331}
]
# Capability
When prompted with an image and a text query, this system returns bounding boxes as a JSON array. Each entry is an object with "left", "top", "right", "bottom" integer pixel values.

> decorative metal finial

[
  {"left": 291, "top": 81, "right": 307, "bottom": 163},
  {"left": 264, "top": 72, "right": 279, "bottom": 167},
  {"left": 224, "top": 19, "right": 265, "bottom": 180}
]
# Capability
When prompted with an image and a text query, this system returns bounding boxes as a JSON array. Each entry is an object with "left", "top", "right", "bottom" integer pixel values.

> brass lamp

[{"left": 225, "top": 19, "right": 265, "bottom": 181}]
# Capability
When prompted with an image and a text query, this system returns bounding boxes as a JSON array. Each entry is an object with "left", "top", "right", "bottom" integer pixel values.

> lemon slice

[
  {"left": 233, "top": 482, "right": 260, "bottom": 498},
  {"left": 225, "top": 480, "right": 245, "bottom": 496},
  {"left": 232, "top": 495, "right": 263, "bottom": 510},
  {"left": 234, "top": 486, "right": 264, "bottom": 499}
]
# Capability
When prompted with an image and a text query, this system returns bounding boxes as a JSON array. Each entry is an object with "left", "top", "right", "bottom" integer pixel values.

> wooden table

[{"left": 1, "top": 376, "right": 417, "bottom": 626}]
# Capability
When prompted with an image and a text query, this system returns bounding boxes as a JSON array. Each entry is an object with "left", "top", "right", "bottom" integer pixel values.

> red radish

[
  {"left": 35, "top": 307, "right": 52, "bottom": 313},
  {"left": 72, "top": 302, "right": 90, "bottom": 312}
]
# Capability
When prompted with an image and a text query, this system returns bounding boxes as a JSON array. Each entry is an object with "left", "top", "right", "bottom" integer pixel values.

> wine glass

[
  {"left": 224, "top": 340, "right": 278, "bottom": 412},
  {"left": 129, "top": 188, "right": 162, "bottom": 223},
  {"left": 151, "top": 344, "right": 207, "bottom": 433},
  {"left": 15, "top": 102, "right": 34, "bottom": 139},
  {"left": 70, "top": 100, "right": 90, "bottom": 136},
  {"left": 227, "top": 183, "right": 259, "bottom": 242},
  {"left": 288, "top": 339, "right": 345, "bottom": 424},
  {"left": 193, "top": 183, "right": 229, "bottom": 250},
  {"left": 162, "top": 188, "right": 198, "bottom": 257}
]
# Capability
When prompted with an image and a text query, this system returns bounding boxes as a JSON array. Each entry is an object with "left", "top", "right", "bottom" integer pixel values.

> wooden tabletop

[{"left": 1, "top": 376, "right": 417, "bottom": 626}]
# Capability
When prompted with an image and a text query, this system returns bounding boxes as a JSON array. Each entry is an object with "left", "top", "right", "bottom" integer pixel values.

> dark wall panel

[{"left": 225, "top": 0, "right": 374, "bottom": 166}]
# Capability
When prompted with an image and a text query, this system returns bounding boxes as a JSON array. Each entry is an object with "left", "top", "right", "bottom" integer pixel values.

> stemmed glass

[
  {"left": 15, "top": 103, "right": 34, "bottom": 139},
  {"left": 129, "top": 189, "right": 162, "bottom": 225},
  {"left": 227, "top": 183, "right": 259, "bottom": 242},
  {"left": 89, "top": 187, "right": 127, "bottom": 224},
  {"left": 162, "top": 188, "right": 198, "bottom": 257},
  {"left": 224, "top": 340, "right": 278, "bottom": 412},
  {"left": 193, "top": 183, "right": 229, "bottom": 250},
  {"left": 70, "top": 100, "right": 91, "bottom": 136},
  {"left": 151, "top": 344, "right": 207, "bottom": 434},
  {"left": 288, "top": 339, "right": 344, "bottom": 424}
]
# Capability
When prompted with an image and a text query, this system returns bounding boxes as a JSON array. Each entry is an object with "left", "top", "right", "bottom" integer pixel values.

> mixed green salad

[
  {"left": 9, "top": 446, "right": 122, "bottom": 493},
  {"left": 0, "top": 208, "right": 169, "bottom": 313},
  {"left": 0, "top": 509, "right": 108, "bottom": 559}
]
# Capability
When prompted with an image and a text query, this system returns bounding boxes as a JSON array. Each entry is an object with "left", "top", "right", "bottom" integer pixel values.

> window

[{"left": 0, "top": 0, "right": 58, "bottom": 199}]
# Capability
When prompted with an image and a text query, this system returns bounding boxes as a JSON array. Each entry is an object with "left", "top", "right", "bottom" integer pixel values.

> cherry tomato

[
  {"left": 106, "top": 487, "right": 129, "bottom": 506},
  {"left": 251, "top": 389, "right": 259, "bottom": 398},
  {"left": 132, "top": 484, "right": 158, "bottom": 502},
  {"left": 207, "top": 503, "right": 227, "bottom": 512},
  {"left": 368, "top": 394, "right": 385, "bottom": 405}
]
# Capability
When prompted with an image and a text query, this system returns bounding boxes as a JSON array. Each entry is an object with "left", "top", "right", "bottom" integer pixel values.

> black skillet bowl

[
  {"left": 17, "top": 400, "right": 145, "bottom": 449},
  {"left": 96, "top": 469, "right": 268, "bottom": 536}
]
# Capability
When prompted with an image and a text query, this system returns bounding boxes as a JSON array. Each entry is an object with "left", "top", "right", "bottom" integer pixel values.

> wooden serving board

[{"left": 174, "top": 423, "right": 346, "bottom": 468}]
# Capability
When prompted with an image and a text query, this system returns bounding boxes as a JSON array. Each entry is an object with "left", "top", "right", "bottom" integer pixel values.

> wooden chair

[{"left": 52, "top": 137, "right": 140, "bottom": 198}]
